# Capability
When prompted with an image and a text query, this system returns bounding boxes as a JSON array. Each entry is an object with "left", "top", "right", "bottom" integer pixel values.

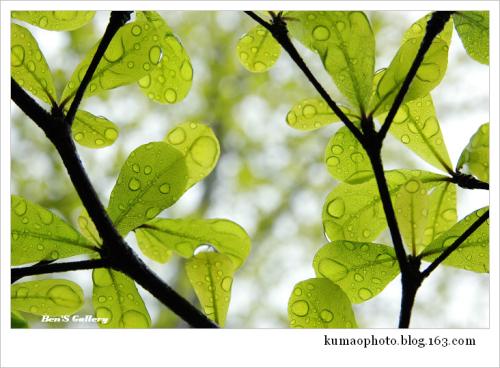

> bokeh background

[{"left": 11, "top": 10, "right": 489, "bottom": 328}]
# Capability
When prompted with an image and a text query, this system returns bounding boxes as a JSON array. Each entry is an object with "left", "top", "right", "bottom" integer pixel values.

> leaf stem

[
  {"left": 378, "top": 11, "right": 454, "bottom": 141},
  {"left": 64, "top": 11, "right": 133, "bottom": 125},
  {"left": 11, "top": 259, "right": 109, "bottom": 284},
  {"left": 420, "top": 210, "right": 489, "bottom": 278}
]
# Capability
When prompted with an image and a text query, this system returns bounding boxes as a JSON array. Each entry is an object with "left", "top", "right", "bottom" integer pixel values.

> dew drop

[
  {"left": 39, "top": 209, "right": 54, "bottom": 225},
  {"left": 138, "top": 75, "right": 151, "bottom": 88},
  {"left": 294, "top": 287, "right": 302, "bottom": 296},
  {"left": 164, "top": 88, "right": 177, "bottom": 103},
  {"left": 302, "top": 104, "right": 317, "bottom": 118},
  {"left": 312, "top": 25, "right": 330, "bottom": 41},
  {"left": 326, "top": 157, "right": 340, "bottom": 167},
  {"left": 144, "top": 166, "right": 152, "bottom": 175},
  {"left": 318, "top": 258, "right": 348, "bottom": 281},
  {"left": 401, "top": 135, "right": 410, "bottom": 144},
  {"left": 146, "top": 207, "right": 160, "bottom": 219},
  {"left": 180, "top": 61, "right": 193, "bottom": 81},
  {"left": 190, "top": 136, "right": 219, "bottom": 168},
  {"left": 149, "top": 45, "right": 162, "bottom": 64},
  {"left": 92, "top": 269, "right": 113, "bottom": 287},
  {"left": 358, "top": 288, "right": 373, "bottom": 301},
  {"left": 29, "top": 306, "right": 39, "bottom": 314},
  {"left": 159, "top": 183, "right": 171, "bottom": 194},
  {"left": 354, "top": 273, "right": 364, "bottom": 282},
  {"left": 441, "top": 208, "right": 456, "bottom": 221},
  {"left": 376, "top": 253, "right": 396, "bottom": 267},
  {"left": 74, "top": 132, "right": 84, "bottom": 141},
  {"left": 167, "top": 127, "right": 186, "bottom": 145},
  {"left": 128, "top": 178, "right": 141, "bottom": 191},
  {"left": 27, "top": 61, "right": 36, "bottom": 72},
  {"left": 336, "top": 21, "right": 346, "bottom": 31},
  {"left": 404, "top": 179, "right": 420, "bottom": 193},
  {"left": 291, "top": 300, "right": 309, "bottom": 317},
  {"left": 104, "top": 128, "right": 118, "bottom": 141},
  {"left": 50, "top": 251, "right": 59, "bottom": 260},
  {"left": 95, "top": 139, "right": 104, "bottom": 146},
  {"left": 253, "top": 61, "right": 266, "bottom": 72},
  {"left": 47, "top": 285, "right": 81, "bottom": 307},
  {"left": 372, "top": 277, "right": 381, "bottom": 284},
  {"left": 95, "top": 307, "right": 112, "bottom": 324},
  {"left": 14, "top": 198, "right": 28, "bottom": 216},
  {"left": 11, "top": 45, "right": 25, "bottom": 67},
  {"left": 320, "top": 309, "right": 334, "bottom": 323},
  {"left": 351, "top": 152, "right": 364, "bottom": 163},
  {"left": 131, "top": 25, "right": 142, "bottom": 36},
  {"left": 221, "top": 277, "right": 233, "bottom": 292},
  {"left": 331, "top": 145, "right": 343, "bottom": 155},
  {"left": 98, "top": 296, "right": 106, "bottom": 303},
  {"left": 16, "top": 287, "right": 29, "bottom": 298},
  {"left": 327, "top": 198, "right": 345, "bottom": 218}
]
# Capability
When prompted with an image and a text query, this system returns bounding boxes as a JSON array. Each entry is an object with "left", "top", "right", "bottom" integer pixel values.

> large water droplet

[
  {"left": 47, "top": 285, "right": 81, "bottom": 308},
  {"left": 404, "top": 179, "right": 420, "bottom": 193},
  {"left": 104, "top": 128, "right": 118, "bottom": 141},
  {"left": 320, "top": 309, "right": 334, "bottom": 322},
  {"left": 331, "top": 145, "right": 343, "bottom": 155},
  {"left": 291, "top": 300, "right": 309, "bottom": 317},
  {"left": 131, "top": 24, "right": 142, "bottom": 36},
  {"left": 38, "top": 209, "right": 54, "bottom": 225},
  {"left": 149, "top": 46, "right": 162, "bottom": 64},
  {"left": 312, "top": 25, "right": 330, "bottom": 41},
  {"left": 159, "top": 183, "right": 171, "bottom": 194},
  {"left": 221, "top": 277, "right": 233, "bottom": 292},
  {"left": 441, "top": 208, "right": 456, "bottom": 221},
  {"left": 376, "top": 253, "right": 396, "bottom": 267},
  {"left": 120, "top": 310, "right": 149, "bottom": 328},
  {"left": 11, "top": 45, "right": 25, "bottom": 67},
  {"left": 145, "top": 207, "right": 160, "bottom": 219},
  {"left": 358, "top": 288, "right": 373, "bottom": 301},
  {"left": 14, "top": 198, "right": 28, "bottom": 216},
  {"left": 318, "top": 258, "right": 348, "bottom": 281},
  {"left": 302, "top": 104, "right": 317, "bottom": 118},
  {"left": 327, "top": 198, "right": 345, "bottom": 218},
  {"left": 164, "top": 88, "right": 177, "bottom": 103},
  {"left": 190, "top": 136, "right": 219, "bottom": 168},
  {"left": 92, "top": 269, "right": 113, "bottom": 287},
  {"left": 167, "top": 127, "right": 186, "bottom": 145},
  {"left": 180, "top": 61, "right": 193, "bottom": 81}
]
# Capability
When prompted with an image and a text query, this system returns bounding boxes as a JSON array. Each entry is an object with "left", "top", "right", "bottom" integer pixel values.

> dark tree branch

[
  {"left": 244, "top": 11, "right": 364, "bottom": 143},
  {"left": 11, "top": 259, "right": 109, "bottom": 283},
  {"left": 449, "top": 172, "right": 489, "bottom": 190},
  {"left": 64, "top": 11, "right": 133, "bottom": 125},
  {"left": 420, "top": 210, "right": 489, "bottom": 278},
  {"left": 378, "top": 11, "right": 454, "bottom": 141}
]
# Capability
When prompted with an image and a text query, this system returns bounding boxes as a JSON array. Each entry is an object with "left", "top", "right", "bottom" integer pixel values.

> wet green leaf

[
  {"left": 313, "top": 241, "right": 399, "bottom": 303},
  {"left": 11, "top": 195, "right": 97, "bottom": 266},
  {"left": 383, "top": 94, "right": 452, "bottom": 172},
  {"left": 289, "top": 11, "right": 375, "bottom": 112},
  {"left": 11, "top": 23, "right": 57, "bottom": 104},
  {"left": 422, "top": 181, "right": 457, "bottom": 246},
  {"left": 236, "top": 24, "right": 281, "bottom": 73},
  {"left": 107, "top": 142, "right": 188, "bottom": 235},
  {"left": 185, "top": 252, "right": 236, "bottom": 327},
  {"left": 136, "top": 11, "right": 193, "bottom": 104},
  {"left": 323, "top": 170, "right": 446, "bottom": 242},
  {"left": 11, "top": 311, "right": 29, "bottom": 328},
  {"left": 457, "top": 123, "right": 489, "bottom": 182},
  {"left": 92, "top": 269, "right": 151, "bottom": 328},
  {"left": 394, "top": 178, "right": 429, "bottom": 255},
  {"left": 325, "top": 126, "right": 372, "bottom": 184},
  {"left": 12, "top": 11, "right": 95, "bottom": 31},
  {"left": 286, "top": 98, "right": 355, "bottom": 131},
  {"left": 72, "top": 110, "right": 119, "bottom": 148},
  {"left": 370, "top": 14, "right": 452, "bottom": 115},
  {"left": 12, "top": 279, "right": 84, "bottom": 316},
  {"left": 422, "top": 207, "right": 489, "bottom": 273},
  {"left": 288, "top": 278, "right": 358, "bottom": 328},
  {"left": 164, "top": 122, "right": 220, "bottom": 189},
  {"left": 135, "top": 218, "right": 251, "bottom": 269},
  {"left": 453, "top": 11, "right": 489, "bottom": 64},
  {"left": 61, "top": 20, "right": 161, "bottom": 104}
]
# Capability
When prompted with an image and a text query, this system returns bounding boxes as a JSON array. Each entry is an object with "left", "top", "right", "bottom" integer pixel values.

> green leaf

[
  {"left": 422, "top": 181, "right": 457, "bottom": 246},
  {"left": 72, "top": 110, "right": 119, "bottom": 148},
  {"left": 236, "top": 24, "right": 281, "bottom": 73},
  {"left": 11, "top": 311, "right": 29, "bottom": 328},
  {"left": 422, "top": 207, "right": 489, "bottom": 273},
  {"left": 185, "top": 252, "right": 236, "bottom": 327},
  {"left": 394, "top": 178, "right": 429, "bottom": 255},
  {"left": 11, "top": 23, "right": 57, "bottom": 104},
  {"left": 325, "top": 126, "right": 373, "bottom": 184},
  {"left": 12, "top": 11, "right": 95, "bottom": 31},
  {"left": 457, "top": 123, "right": 489, "bottom": 182},
  {"left": 12, "top": 279, "right": 84, "bottom": 316},
  {"left": 453, "top": 11, "right": 489, "bottom": 64},
  {"left": 136, "top": 11, "right": 193, "bottom": 104},
  {"left": 370, "top": 14, "right": 452, "bottom": 115},
  {"left": 288, "top": 11, "right": 375, "bottom": 112},
  {"left": 286, "top": 98, "right": 355, "bottom": 131},
  {"left": 107, "top": 142, "right": 188, "bottom": 236},
  {"left": 92, "top": 269, "right": 151, "bottom": 328},
  {"left": 11, "top": 195, "right": 97, "bottom": 266},
  {"left": 135, "top": 218, "right": 251, "bottom": 269},
  {"left": 135, "top": 226, "right": 174, "bottom": 263},
  {"left": 383, "top": 94, "right": 452, "bottom": 172},
  {"left": 61, "top": 20, "right": 161, "bottom": 104},
  {"left": 313, "top": 241, "right": 399, "bottom": 303},
  {"left": 322, "top": 170, "right": 446, "bottom": 242},
  {"left": 288, "top": 278, "right": 358, "bottom": 328},
  {"left": 164, "top": 122, "right": 220, "bottom": 189}
]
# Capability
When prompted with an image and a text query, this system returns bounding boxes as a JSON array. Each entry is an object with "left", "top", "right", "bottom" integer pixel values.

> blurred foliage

[{"left": 11, "top": 11, "right": 489, "bottom": 328}]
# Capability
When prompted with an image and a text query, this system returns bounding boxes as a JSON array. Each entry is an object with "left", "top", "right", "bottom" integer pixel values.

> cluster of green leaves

[
  {"left": 238, "top": 11, "right": 489, "bottom": 328},
  {"left": 11, "top": 11, "right": 250, "bottom": 328}
]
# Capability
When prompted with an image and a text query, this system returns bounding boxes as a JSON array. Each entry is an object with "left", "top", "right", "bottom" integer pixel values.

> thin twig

[
  {"left": 64, "top": 11, "right": 133, "bottom": 125},
  {"left": 244, "top": 11, "right": 364, "bottom": 143},
  {"left": 420, "top": 210, "right": 489, "bottom": 278},
  {"left": 11, "top": 259, "right": 109, "bottom": 283},
  {"left": 378, "top": 11, "right": 453, "bottom": 140}
]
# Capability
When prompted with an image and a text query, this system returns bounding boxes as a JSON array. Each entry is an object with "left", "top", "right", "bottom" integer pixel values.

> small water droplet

[
  {"left": 145, "top": 207, "right": 160, "bottom": 219},
  {"left": 144, "top": 166, "right": 152, "bottom": 175},
  {"left": 11, "top": 45, "right": 25, "bottom": 67},
  {"left": 159, "top": 183, "right": 171, "bottom": 194},
  {"left": 167, "top": 127, "right": 186, "bottom": 145},
  {"left": 302, "top": 104, "right": 317, "bottom": 118},
  {"left": 318, "top": 258, "right": 348, "bottom": 281},
  {"left": 16, "top": 287, "right": 29, "bottom": 298},
  {"left": 358, "top": 288, "right": 373, "bottom": 301},
  {"left": 98, "top": 296, "right": 106, "bottom": 303},
  {"left": 14, "top": 198, "right": 28, "bottom": 216},
  {"left": 131, "top": 25, "right": 142, "bottom": 36},
  {"left": 221, "top": 277, "right": 233, "bottom": 292},
  {"left": 95, "top": 307, "right": 112, "bottom": 324},
  {"left": 404, "top": 179, "right": 420, "bottom": 193},
  {"left": 47, "top": 285, "right": 81, "bottom": 307},
  {"left": 164, "top": 88, "right": 177, "bottom": 103},
  {"left": 320, "top": 309, "right": 334, "bottom": 322},
  {"left": 354, "top": 273, "right": 364, "bottom": 282},
  {"left": 401, "top": 135, "right": 410, "bottom": 144},
  {"left": 128, "top": 178, "right": 141, "bottom": 191},
  {"left": 312, "top": 25, "right": 330, "bottom": 41},
  {"left": 327, "top": 198, "right": 345, "bottom": 218},
  {"left": 104, "top": 128, "right": 118, "bottom": 141}
]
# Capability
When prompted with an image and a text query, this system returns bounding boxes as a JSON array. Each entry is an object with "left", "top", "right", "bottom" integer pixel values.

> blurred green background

[{"left": 11, "top": 10, "right": 489, "bottom": 328}]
